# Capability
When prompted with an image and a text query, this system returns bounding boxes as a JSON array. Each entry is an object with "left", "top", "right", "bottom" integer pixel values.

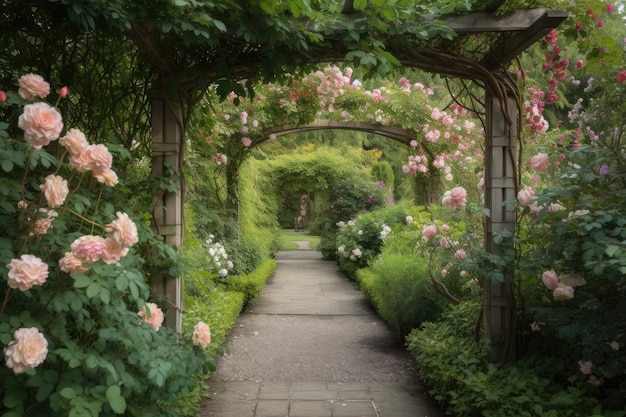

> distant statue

[{"left": 294, "top": 194, "right": 309, "bottom": 232}]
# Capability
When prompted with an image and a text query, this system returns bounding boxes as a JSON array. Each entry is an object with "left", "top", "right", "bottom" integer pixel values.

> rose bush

[{"left": 0, "top": 76, "right": 211, "bottom": 416}]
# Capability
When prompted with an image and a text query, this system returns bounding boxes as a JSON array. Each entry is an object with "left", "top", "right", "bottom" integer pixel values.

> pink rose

[
  {"left": 529, "top": 153, "right": 549, "bottom": 172},
  {"left": 439, "top": 238, "right": 451, "bottom": 248},
  {"left": 40, "top": 174, "right": 69, "bottom": 208},
  {"left": 617, "top": 70, "right": 626, "bottom": 84},
  {"left": 31, "top": 208, "right": 58, "bottom": 236},
  {"left": 94, "top": 169, "right": 118, "bottom": 186},
  {"left": 59, "top": 86, "right": 69, "bottom": 97},
  {"left": 6, "top": 254, "right": 49, "bottom": 291},
  {"left": 17, "top": 102, "right": 64, "bottom": 150},
  {"left": 58, "top": 252, "right": 88, "bottom": 274},
  {"left": 241, "top": 137, "right": 252, "bottom": 147},
  {"left": 0, "top": 90, "right": 6, "bottom": 102},
  {"left": 85, "top": 144, "right": 113, "bottom": 174},
  {"left": 422, "top": 225, "right": 437, "bottom": 241},
  {"left": 192, "top": 321, "right": 211, "bottom": 347},
  {"left": 578, "top": 360, "right": 593, "bottom": 375},
  {"left": 517, "top": 186, "right": 536, "bottom": 205},
  {"left": 541, "top": 270, "right": 559, "bottom": 290},
  {"left": 553, "top": 283, "right": 575, "bottom": 301},
  {"left": 59, "top": 128, "right": 90, "bottom": 155},
  {"left": 442, "top": 186, "right": 467, "bottom": 208},
  {"left": 4, "top": 328, "right": 48, "bottom": 374},
  {"left": 105, "top": 212, "right": 138, "bottom": 248},
  {"left": 71, "top": 235, "right": 107, "bottom": 264},
  {"left": 17, "top": 74, "right": 50, "bottom": 100},
  {"left": 138, "top": 303, "right": 164, "bottom": 331},
  {"left": 100, "top": 238, "right": 129, "bottom": 265},
  {"left": 530, "top": 322, "right": 541, "bottom": 332},
  {"left": 454, "top": 249, "right": 466, "bottom": 261}
]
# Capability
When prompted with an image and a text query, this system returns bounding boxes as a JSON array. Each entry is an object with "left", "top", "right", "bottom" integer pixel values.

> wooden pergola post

[
  {"left": 150, "top": 93, "right": 184, "bottom": 332},
  {"left": 483, "top": 88, "right": 518, "bottom": 362}
]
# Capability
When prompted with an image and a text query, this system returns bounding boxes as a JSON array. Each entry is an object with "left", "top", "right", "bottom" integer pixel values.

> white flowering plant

[{"left": 0, "top": 76, "right": 211, "bottom": 416}]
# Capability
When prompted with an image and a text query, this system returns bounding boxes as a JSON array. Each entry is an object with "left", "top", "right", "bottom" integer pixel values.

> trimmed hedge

[{"left": 224, "top": 258, "right": 277, "bottom": 305}]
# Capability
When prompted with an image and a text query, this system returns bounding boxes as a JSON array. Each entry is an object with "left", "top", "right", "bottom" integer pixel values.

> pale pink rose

[
  {"left": 541, "top": 270, "right": 559, "bottom": 290},
  {"left": 17, "top": 200, "right": 28, "bottom": 210},
  {"left": 138, "top": 303, "right": 164, "bottom": 331},
  {"left": 578, "top": 360, "right": 593, "bottom": 375},
  {"left": 553, "top": 283, "right": 575, "bottom": 301},
  {"left": 71, "top": 235, "right": 107, "bottom": 263},
  {"left": 241, "top": 137, "right": 252, "bottom": 147},
  {"left": 17, "top": 74, "right": 50, "bottom": 100},
  {"left": 442, "top": 186, "right": 467, "bottom": 208},
  {"left": 100, "top": 238, "right": 129, "bottom": 265},
  {"left": 105, "top": 212, "right": 138, "bottom": 248},
  {"left": 454, "top": 249, "right": 466, "bottom": 261},
  {"left": 4, "top": 328, "right": 48, "bottom": 374},
  {"left": 85, "top": 144, "right": 113, "bottom": 174},
  {"left": 17, "top": 102, "right": 64, "bottom": 149},
  {"left": 94, "top": 169, "right": 119, "bottom": 186},
  {"left": 6, "top": 254, "right": 49, "bottom": 291},
  {"left": 439, "top": 238, "right": 451, "bottom": 248},
  {"left": 69, "top": 151, "right": 93, "bottom": 172},
  {"left": 31, "top": 208, "right": 58, "bottom": 236},
  {"left": 58, "top": 252, "right": 88, "bottom": 274},
  {"left": 192, "top": 321, "right": 211, "bottom": 347},
  {"left": 530, "top": 322, "right": 541, "bottom": 332},
  {"left": 529, "top": 153, "right": 549, "bottom": 172},
  {"left": 441, "top": 224, "right": 450, "bottom": 232},
  {"left": 548, "top": 203, "right": 565, "bottom": 213},
  {"left": 422, "top": 225, "right": 437, "bottom": 241},
  {"left": 40, "top": 174, "right": 69, "bottom": 207},
  {"left": 517, "top": 186, "right": 536, "bottom": 205},
  {"left": 59, "top": 128, "right": 90, "bottom": 155},
  {"left": 441, "top": 269, "right": 448, "bottom": 277}
]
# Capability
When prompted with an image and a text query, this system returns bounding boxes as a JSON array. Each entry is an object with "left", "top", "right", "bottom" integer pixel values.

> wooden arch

[
  {"left": 149, "top": 5, "right": 567, "bottom": 363},
  {"left": 263, "top": 120, "right": 416, "bottom": 145}
]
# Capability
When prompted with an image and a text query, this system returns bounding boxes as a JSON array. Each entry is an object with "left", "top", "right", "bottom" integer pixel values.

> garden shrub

[
  {"left": 224, "top": 258, "right": 277, "bottom": 305},
  {"left": 0, "top": 76, "right": 209, "bottom": 417},
  {"left": 358, "top": 253, "right": 449, "bottom": 335},
  {"left": 407, "top": 302, "right": 623, "bottom": 417}
]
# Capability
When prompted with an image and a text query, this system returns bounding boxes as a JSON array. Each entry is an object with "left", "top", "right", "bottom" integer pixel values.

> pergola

[{"left": 145, "top": 1, "right": 567, "bottom": 362}]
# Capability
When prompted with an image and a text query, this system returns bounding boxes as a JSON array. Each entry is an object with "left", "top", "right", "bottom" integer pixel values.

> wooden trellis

[{"left": 147, "top": 5, "right": 566, "bottom": 363}]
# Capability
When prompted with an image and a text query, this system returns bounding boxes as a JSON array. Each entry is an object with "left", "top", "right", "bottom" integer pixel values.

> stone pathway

[{"left": 199, "top": 251, "right": 445, "bottom": 417}]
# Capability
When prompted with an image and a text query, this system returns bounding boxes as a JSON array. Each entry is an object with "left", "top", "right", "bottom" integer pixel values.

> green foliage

[
  {"left": 223, "top": 259, "right": 277, "bottom": 305},
  {"left": 407, "top": 302, "right": 623, "bottom": 417},
  {"left": 0, "top": 79, "right": 207, "bottom": 417},
  {"left": 358, "top": 253, "right": 448, "bottom": 336}
]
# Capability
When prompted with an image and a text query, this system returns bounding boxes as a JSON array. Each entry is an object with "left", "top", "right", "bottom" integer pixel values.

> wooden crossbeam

[{"left": 444, "top": 8, "right": 568, "bottom": 70}]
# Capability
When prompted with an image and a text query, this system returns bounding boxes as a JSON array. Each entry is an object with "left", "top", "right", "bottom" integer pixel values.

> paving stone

[
  {"left": 290, "top": 390, "right": 338, "bottom": 401},
  {"left": 255, "top": 399, "right": 289, "bottom": 416},
  {"left": 289, "top": 400, "right": 332, "bottom": 417},
  {"left": 332, "top": 400, "right": 377, "bottom": 416}
]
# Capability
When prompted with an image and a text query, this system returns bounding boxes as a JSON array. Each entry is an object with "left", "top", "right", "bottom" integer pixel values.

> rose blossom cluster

[
  {"left": 4, "top": 327, "right": 48, "bottom": 374},
  {"left": 59, "top": 128, "right": 118, "bottom": 186},
  {"left": 60, "top": 211, "right": 139, "bottom": 273},
  {"left": 442, "top": 186, "right": 467, "bottom": 209},
  {"left": 541, "top": 270, "right": 587, "bottom": 301}
]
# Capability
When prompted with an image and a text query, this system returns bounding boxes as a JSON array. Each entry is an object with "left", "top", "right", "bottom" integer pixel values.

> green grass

[{"left": 278, "top": 229, "right": 321, "bottom": 250}]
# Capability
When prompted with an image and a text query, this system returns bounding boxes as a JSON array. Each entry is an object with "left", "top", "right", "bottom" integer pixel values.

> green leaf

[
  {"left": 72, "top": 274, "right": 92, "bottom": 289},
  {"left": 606, "top": 244, "right": 621, "bottom": 257},
  {"left": 106, "top": 385, "right": 126, "bottom": 414},
  {"left": 60, "top": 387, "right": 76, "bottom": 399},
  {"left": 353, "top": 0, "right": 367, "bottom": 10},
  {"left": 1, "top": 159, "right": 13, "bottom": 172},
  {"left": 86, "top": 282, "right": 101, "bottom": 298},
  {"left": 212, "top": 19, "right": 226, "bottom": 32}
]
